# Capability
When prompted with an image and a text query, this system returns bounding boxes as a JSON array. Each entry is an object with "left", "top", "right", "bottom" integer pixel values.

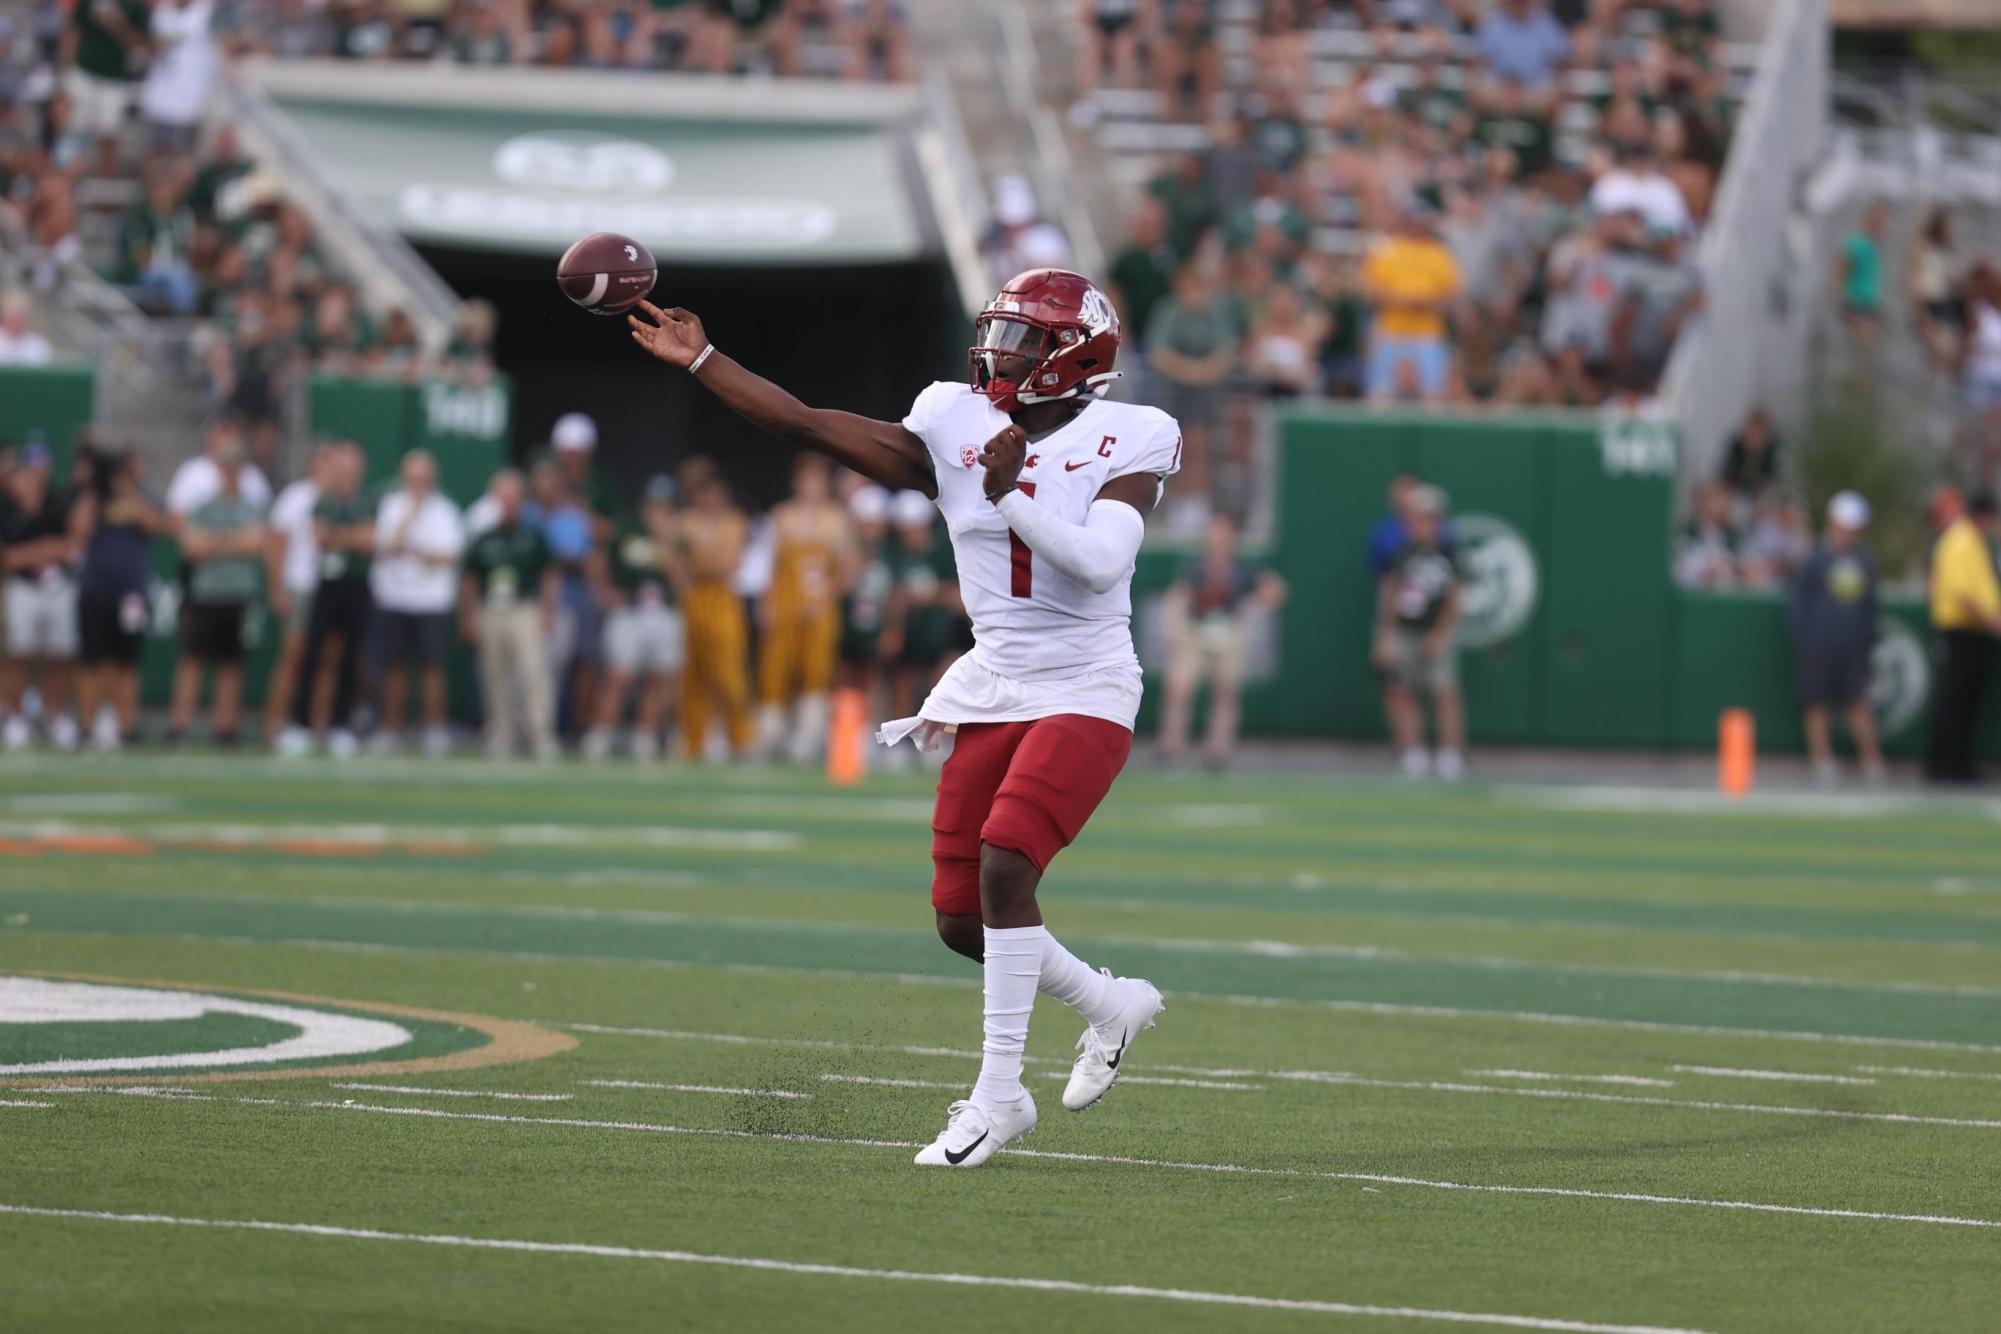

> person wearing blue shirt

[{"left": 1474, "top": 0, "right": 1571, "bottom": 91}]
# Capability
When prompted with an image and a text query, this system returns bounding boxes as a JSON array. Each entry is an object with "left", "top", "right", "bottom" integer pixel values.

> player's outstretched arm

[{"left": 628, "top": 301, "right": 935, "bottom": 497}]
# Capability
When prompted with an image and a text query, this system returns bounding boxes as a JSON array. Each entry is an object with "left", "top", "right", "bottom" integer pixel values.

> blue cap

[{"left": 17, "top": 441, "right": 52, "bottom": 470}]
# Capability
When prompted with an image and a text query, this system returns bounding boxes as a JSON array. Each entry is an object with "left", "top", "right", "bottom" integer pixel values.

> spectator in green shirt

[
  {"left": 169, "top": 441, "right": 266, "bottom": 746},
  {"left": 1107, "top": 198, "right": 1177, "bottom": 404},
  {"left": 65, "top": 0, "right": 151, "bottom": 143},
  {"left": 1147, "top": 262, "right": 1241, "bottom": 496},
  {"left": 589, "top": 476, "right": 686, "bottom": 763},
  {"left": 460, "top": 469, "right": 559, "bottom": 762},
  {"left": 1835, "top": 201, "right": 1888, "bottom": 353}
]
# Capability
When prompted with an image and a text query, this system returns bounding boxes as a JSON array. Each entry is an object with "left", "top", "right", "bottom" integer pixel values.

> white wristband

[{"left": 689, "top": 343, "right": 716, "bottom": 376}]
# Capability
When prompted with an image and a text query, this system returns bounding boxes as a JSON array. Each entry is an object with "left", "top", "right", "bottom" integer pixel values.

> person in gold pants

[
  {"left": 674, "top": 472, "right": 754, "bottom": 759},
  {"left": 754, "top": 456, "right": 855, "bottom": 761}
]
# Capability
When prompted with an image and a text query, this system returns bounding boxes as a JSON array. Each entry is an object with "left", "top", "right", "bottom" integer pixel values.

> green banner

[
  {"left": 0, "top": 363, "right": 95, "bottom": 466},
  {"left": 268, "top": 98, "right": 922, "bottom": 263}
]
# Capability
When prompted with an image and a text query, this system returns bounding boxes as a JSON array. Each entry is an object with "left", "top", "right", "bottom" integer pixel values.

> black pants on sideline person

[
  {"left": 295, "top": 581, "right": 371, "bottom": 734},
  {"left": 1926, "top": 630, "right": 1992, "bottom": 784}
]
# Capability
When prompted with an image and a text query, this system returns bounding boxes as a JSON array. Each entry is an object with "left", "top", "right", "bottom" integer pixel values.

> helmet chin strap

[{"left": 1015, "top": 370, "right": 1123, "bottom": 405}]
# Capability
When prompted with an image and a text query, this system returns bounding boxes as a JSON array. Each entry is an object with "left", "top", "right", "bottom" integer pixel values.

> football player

[{"left": 628, "top": 269, "right": 1180, "bottom": 1167}]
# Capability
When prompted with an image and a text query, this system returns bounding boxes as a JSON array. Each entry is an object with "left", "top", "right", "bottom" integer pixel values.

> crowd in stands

[
  {"left": 214, "top": 0, "right": 908, "bottom": 81},
  {"left": 0, "top": 410, "right": 990, "bottom": 764},
  {"left": 1094, "top": 0, "right": 1731, "bottom": 431},
  {"left": 0, "top": 1, "right": 506, "bottom": 478}
]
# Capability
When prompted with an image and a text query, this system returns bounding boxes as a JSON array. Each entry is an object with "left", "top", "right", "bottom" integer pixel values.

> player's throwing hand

[
  {"left": 978, "top": 424, "right": 1029, "bottom": 502},
  {"left": 627, "top": 301, "right": 709, "bottom": 369}
]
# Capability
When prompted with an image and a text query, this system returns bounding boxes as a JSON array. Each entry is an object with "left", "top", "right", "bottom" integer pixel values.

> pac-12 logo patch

[{"left": 961, "top": 446, "right": 979, "bottom": 469}]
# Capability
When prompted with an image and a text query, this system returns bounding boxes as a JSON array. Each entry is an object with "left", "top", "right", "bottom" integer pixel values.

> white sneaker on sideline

[
  {"left": 1435, "top": 748, "right": 1466, "bottom": 782},
  {"left": 1399, "top": 746, "right": 1430, "bottom": 780},
  {"left": 275, "top": 725, "right": 313, "bottom": 759},
  {"left": 91, "top": 710, "right": 122, "bottom": 753},
  {"left": 47, "top": 713, "right": 80, "bottom": 753},
  {"left": 630, "top": 731, "right": 659, "bottom": 763},
  {"left": 1063, "top": 974, "right": 1165, "bottom": 1112},
  {"left": 421, "top": 726, "right": 452, "bottom": 759},
  {"left": 582, "top": 728, "right": 612, "bottom": 762},
  {"left": 2, "top": 715, "right": 30, "bottom": 751},
  {"left": 912, "top": 1090, "right": 1037, "bottom": 1168},
  {"left": 328, "top": 730, "right": 359, "bottom": 762}
]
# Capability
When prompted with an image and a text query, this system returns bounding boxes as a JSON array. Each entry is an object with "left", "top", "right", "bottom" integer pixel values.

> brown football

[{"left": 556, "top": 232, "right": 657, "bottom": 317}]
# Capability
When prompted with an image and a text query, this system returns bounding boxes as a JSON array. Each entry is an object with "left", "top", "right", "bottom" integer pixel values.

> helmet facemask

[{"left": 969, "top": 313, "right": 1059, "bottom": 414}]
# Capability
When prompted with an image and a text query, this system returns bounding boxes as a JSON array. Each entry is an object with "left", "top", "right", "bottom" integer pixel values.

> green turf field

[{"left": 1, "top": 755, "right": 1998, "bottom": 1332}]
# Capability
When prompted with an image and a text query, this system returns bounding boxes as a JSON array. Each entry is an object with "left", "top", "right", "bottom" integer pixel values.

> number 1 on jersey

[{"left": 1008, "top": 481, "right": 1037, "bottom": 597}]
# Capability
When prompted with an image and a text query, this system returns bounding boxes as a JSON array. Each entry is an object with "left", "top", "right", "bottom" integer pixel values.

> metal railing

[{"left": 1661, "top": 0, "right": 1829, "bottom": 498}]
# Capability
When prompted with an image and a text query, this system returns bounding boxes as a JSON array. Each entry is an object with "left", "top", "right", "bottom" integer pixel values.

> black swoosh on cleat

[
  {"left": 944, "top": 1131, "right": 988, "bottom": 1165},
  {"left": 1105, "top": 1029, "right": 1130, "bottom": 1071}
]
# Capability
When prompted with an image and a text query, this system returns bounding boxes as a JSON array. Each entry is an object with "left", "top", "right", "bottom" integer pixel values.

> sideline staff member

[{"left": 1927, "top": 492, "right": 2001, "bottom": 783}]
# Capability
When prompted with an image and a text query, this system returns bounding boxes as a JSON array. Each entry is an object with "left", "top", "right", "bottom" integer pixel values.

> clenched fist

[{"left": 979, "top": 424, "right": 1029, "bottom": 503}]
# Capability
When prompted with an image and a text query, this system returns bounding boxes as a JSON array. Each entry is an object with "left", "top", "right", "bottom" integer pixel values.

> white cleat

[
  {"left": 1063, "top": 974, "right": 1165, "bottom": 1112},
  {"left": 912, "top": 1091, "right": 1036, "bottom": 1168}
]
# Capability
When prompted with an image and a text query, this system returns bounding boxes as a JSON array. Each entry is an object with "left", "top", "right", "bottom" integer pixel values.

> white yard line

[
  {"left": 567, "top": 1023, "right": 1271, "bottom": 1078},
  {"left": 0, "top": 1203, "right": 1706, "bottom": 1333},
  {"left": 581, "top": 1080, "right": 809, "bottom": 1100},
  {"left": 1040, "top": 1073, "right": 1261, "bottom": 1091},
  {"left": 1266, "top": 1073, "right": 2001, "bottom": 1129},
  {"left": 818, "top": 1074, "right": 963, "bottom": 1090},
  {"left": 329, "top": 1084, "right": 572, "bottom": 1102},
  {"left": 1855, "top": 1065, "right": 2001, "bottom": 1082},
  {"left": 1669, "top": 1066, "right": 1876, "bottom": 1086},
  {"left": 64, "top": 1092, "right": 2001, "bottom": 1232},
  {"left": 1468, "top": 1070, "right": 1675, "bottom": 1089},
  {"left": 0, "top": 1098, "right": 54, "bottom": 1108},
  {"left": 0, "top": 818, "right": 799, "bottom": 853}
]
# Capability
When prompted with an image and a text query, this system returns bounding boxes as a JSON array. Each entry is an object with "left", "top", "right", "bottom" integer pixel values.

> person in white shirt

[
  {"left": 370, "top": 449, "right": 465, "bottom": 757},
  {"left": 1588, "top": 146, "right": 1692, "bottom": 239},
  {"left": 141, "top": 0, "right": 218, "bottom": 155},
  {"left": 264, "top": 443, "right": 329, "bottom": 755},
  {"left": 0, "top": 290, "right": 54, "bottom": 366},
  {"left": 628, "top": 269, "right": 1179, "bottom": 1169},
  {"left": 166, "top": 420, "right": 274, "bottom": 519}
]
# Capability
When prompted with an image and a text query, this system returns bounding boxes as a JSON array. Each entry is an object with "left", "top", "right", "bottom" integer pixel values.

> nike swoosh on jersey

[
  {"left": 944, "top": 1131, "right": 989, "bottom": 1164},
  {"left": 1064, "top": 460, "right": 1091, "bottom": 471}
]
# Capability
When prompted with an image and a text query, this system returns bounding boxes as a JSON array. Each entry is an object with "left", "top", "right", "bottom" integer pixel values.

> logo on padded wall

[{"left": 1453, "top": 513, "right": 1540, "bottom": 649}]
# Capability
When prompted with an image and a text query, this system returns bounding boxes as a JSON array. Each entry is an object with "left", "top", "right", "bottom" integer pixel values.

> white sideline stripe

[
  {"left": 1670, "top": 1066, "right": 1877, "bottom": 1086},
  {"left": 582, "top": 1080, "right": 809, "bottom": 1100},
  {"left": 78, "top": 1093, "right": 2001, "bottom": 1232},
  {"left": 1856, "top": 1065, "right": 2001, "bottom": 1082},
  {"left": 329, "top": 1084, "right": 572, "bottom": 1103},
  {"left": 1468, "top": 1070, "right": 1676, "bottom": 1089},
  {"left": 0, "top": 1098, "right": 54, "bottom": 1108},
  {"left": 0, "top": 818, "right": 799, "bottom": 853},
  {"left": 1267, "top": 1073, "right": 2001, "bottom": 1129},
  {"left": 0, "top": 1204, "right": 1707, "bottom": 1334}
]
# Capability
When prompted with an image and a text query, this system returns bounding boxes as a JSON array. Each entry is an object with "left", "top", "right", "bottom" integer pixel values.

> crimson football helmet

[{"left": 968, "top": 268, "right": 1122, "bottom": 413}]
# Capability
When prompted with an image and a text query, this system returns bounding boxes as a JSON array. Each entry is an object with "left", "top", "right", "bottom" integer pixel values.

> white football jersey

[{"left": 901, "top": 381, "right": 1182, "bottom": 685}]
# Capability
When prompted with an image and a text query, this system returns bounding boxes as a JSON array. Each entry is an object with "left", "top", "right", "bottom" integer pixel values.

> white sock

[
  {"left": 1038, "top": 932, "right": 1122, "bottom": 1028},
  {"left": 971, "top": 925, "right": 1044, "bottom": 1109}
]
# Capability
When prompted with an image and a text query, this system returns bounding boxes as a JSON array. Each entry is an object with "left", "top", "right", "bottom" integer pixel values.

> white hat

[
  {"left": 849, "top": 485, "right": 891, "bottom": 523},
  {"left": 892, "top": 489, "right": 935, "bottom": 527},
  {"left": 993, "top": 175, "right": 1038, "bottom": 227},
  {"left": 1828, "top": 490, "right": 1870, "bottom": 530},
  {"left": 551, "top": 412, "right": 598, "bottom": 453}
]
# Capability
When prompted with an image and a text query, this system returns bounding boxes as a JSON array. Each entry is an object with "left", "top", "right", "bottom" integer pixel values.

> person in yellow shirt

[
  {"left": 1361, "top": 205, "right": 1462, "bottom": 405},
  {"left": 754, "top": 455, "right": 854, "bottom": 763},
  {"left": 673, "top": 472, "right": 755, "bottom": 761},
  {"left": 1926, "top": 491, "right": 2001, "bottom": 783}
]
